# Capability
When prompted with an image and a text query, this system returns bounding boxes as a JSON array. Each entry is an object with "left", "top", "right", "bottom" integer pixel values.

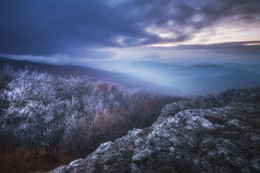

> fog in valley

[{"left": 88, "top": 60, "right": 260, "bottom": 96}]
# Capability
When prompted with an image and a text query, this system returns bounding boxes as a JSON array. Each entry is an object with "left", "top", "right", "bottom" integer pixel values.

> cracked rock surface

[{"left": 51, "top": 88, "right": 260, "bottom": 173}]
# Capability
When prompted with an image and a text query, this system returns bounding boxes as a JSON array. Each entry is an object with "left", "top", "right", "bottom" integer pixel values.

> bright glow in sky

[{"left": 185, "top": 22, "right": 260, "bottom": 45}]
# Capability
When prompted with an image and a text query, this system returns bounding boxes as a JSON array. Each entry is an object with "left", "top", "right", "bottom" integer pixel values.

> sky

[{"left": 0, "top": 0, "right": 260, "bottom": 69}]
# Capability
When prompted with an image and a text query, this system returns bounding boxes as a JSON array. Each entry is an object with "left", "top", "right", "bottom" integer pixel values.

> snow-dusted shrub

[{"left": 0, "top": 67, "right": 181, "bottom": 158}]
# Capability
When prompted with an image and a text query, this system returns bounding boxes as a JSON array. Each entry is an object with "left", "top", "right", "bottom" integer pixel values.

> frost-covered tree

[
  {"left": 0, "top": 70, "right": 67, "bottom": 160},
  {"left": 0, "top": 67, "right": 181, "bottom": 159}
]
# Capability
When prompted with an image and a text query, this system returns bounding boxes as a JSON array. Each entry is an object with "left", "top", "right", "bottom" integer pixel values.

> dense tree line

[{"left": 0, "top": 65, "right": 182, "bottom": 161}]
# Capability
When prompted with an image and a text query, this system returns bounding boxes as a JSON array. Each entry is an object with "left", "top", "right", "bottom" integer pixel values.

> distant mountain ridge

[
  {"left": 0, "top": 57, "right": 182, "bottom": 95},
  {"left": 221, "top": 62, "right": 260, "bottom": 74},
  {"left": 124, "top": 61, "right": 260, "bottom": 95},
  {"left": 2, "top": 57, "right": 259, "bottom": 95}
]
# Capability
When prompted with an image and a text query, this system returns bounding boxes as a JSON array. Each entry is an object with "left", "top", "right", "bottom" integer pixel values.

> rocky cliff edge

[{"left": 51, "top": 88, "right": 260, "bottom": 173}]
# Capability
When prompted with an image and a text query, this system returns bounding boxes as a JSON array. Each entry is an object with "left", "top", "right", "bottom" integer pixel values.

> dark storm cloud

[
  {"left": 0, "top": 0, "right": 259, "bottom": 56},
  {"left": 0, "top": 0, "right": 148, "bottom": 55}
]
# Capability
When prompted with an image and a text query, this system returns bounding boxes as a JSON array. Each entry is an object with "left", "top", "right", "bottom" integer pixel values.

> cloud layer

[{"left": 0, "top": 0, "right": 260, "bottom": 56}]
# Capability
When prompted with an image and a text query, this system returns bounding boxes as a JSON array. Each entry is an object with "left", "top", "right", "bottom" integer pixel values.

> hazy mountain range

[
  {"left": 122, "top": 61, "right": 260, "bottom": 95},
  {"left": 0, "top": 57, "right": 181, "bottom": 95},
  {"left": 1, "top": 57, "right": 260, "bottom": 95}
]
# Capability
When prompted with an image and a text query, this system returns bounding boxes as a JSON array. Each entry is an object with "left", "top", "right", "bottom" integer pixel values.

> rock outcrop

[{"left": 51, "top": 88, "right": 260, "bottom": 173}]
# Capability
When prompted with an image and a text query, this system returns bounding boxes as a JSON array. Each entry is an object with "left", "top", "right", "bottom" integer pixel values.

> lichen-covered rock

[{"left": 51, "top": 88, "right": 260, "bottom": 173}]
